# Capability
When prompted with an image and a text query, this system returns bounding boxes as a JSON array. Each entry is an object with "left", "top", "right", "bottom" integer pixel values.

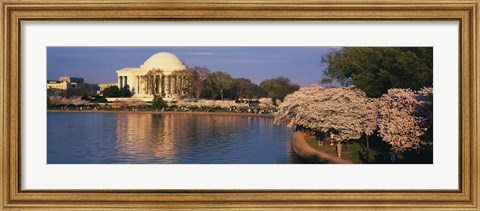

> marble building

[{"left": 116, "top": 52, "right": 192, "bottom": 101}]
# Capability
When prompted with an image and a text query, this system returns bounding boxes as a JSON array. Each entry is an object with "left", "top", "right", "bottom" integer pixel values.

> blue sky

[{"left": 47, "top": 47, "right": 333, "bottom": 86}]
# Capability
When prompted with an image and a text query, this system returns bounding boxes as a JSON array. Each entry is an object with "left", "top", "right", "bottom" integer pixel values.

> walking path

[{"left": 291, "top": 132, "right": 352, "bottom": 164}]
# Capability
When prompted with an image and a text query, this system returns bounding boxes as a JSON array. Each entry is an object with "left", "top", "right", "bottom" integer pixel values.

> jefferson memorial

[{"left": 116, "top": 52, "right": 192, "bottom": 101}]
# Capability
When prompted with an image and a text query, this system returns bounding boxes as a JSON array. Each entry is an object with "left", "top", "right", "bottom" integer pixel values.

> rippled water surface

[{"left": 47, "top": 112, "right": 302, "bottom": 164}]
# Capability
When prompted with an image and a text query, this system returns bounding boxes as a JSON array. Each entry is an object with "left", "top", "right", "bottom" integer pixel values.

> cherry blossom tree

[
  {"left": 114, "top": 99, "right": 148, "bottom": 109},
  {"left": 68, "top": 96, "right": 90, "bottom": 107},
  {"left": 49, "top": 95, "right": 68, "bottom": 106},
  {"left": 275, "top": 85, "right": 369, "bottom": 138},
  {"left": 49, "top": 95, "right": 90, "bottom": 108},
  {"left": 274, "top": 85, "right": 373, "bottom": 157},
  {"left": 258, "top": 98, "right": 275, "bottom": 109},
  {"left": 275, "top": 85, "right": 433, "bottom": 157},
  {"left": 377, "top": 88, "right": 433, "bottom": 153},
  {"left": 360, "top": 98, "right": 378, "bottom": 152},
  {"left": 176, "top": 100, "right": 248, "bottom": 109},
  {"left": 417, "top": 86, "right": 433, "bottom": 143},
  {"left": 275, "top": 99, "right": 282, "bottom": 106}
]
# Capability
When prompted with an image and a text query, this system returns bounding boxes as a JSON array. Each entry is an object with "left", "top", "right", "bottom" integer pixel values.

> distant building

[
  {"left": 98, "top": 83, "right": 117, "bottom": 91},
  {"left": 85, "top": 83, "right": 100, "bottom": 94},
  {"left": 47, "top": 80, "right": 75, "bottom": 90},
  {"left": 59, "top": 76, "right": 85, "bottom": 88},
  {"left": 97, "top": 83, "right": 117, "bottom": 95},
  {"left": 47, "top": 76, "right": 85, "bottom": 90}
]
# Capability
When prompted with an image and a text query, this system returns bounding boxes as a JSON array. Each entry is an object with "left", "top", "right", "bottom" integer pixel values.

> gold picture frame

[{"left": 1, "top": 0, "right": 478, "bottom": 209}]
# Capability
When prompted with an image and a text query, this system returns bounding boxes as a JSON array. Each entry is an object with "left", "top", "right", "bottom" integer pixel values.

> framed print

[{"left": 1, "top": 0, "right": 478, "bottom": 210}]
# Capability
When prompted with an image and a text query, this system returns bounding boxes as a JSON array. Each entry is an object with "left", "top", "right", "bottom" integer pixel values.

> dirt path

[{"left": 291, "top": 132, "right": 352, "bottom": 164}]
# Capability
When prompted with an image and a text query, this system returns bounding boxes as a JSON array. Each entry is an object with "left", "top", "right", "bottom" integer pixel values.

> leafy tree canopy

[
  {"left": 321, "top": 47, "right": 433, "bottom": 97},
  {"left": 211, "top": 71, "right": 234, "bottom": 100},
  {"left": 152, "top": 96, "right": 167, "bottom": 109},
  {"left": 119, "top": 85, "right": 132, "bottom": 97},
  {"left": 187, "top": 66, "right": 211, "bottom": 99},
  {"left": 47, "top": 88, "right": 66, "bottom": 97},
  {"left": 260, "top": 76, "right": 300, "bottom": 101},
  {"left": 200, "top": 74, "right": 219, "bottom": 100},
  {"left": 233, "top": 78, "right": 256, "bottom": 100},
  {"left": 103, "top": 85, "right": 120, "bottom": 97},
  {"left": 66, "top": 87, "right": 87, "bottom": 98}
]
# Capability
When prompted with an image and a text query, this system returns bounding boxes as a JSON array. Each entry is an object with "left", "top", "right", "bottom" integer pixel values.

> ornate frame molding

[{"left": 1, "top": 0, "right": 478, "bottom": 209}]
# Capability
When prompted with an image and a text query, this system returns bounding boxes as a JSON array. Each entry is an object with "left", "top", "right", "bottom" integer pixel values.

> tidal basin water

[{"left": 47, "top": 112, "right": 302, "bottom": 164}]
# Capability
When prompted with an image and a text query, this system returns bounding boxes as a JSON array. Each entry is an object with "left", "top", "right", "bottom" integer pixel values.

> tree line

[{"left": 102, "top": 66, "right": 300, "bottom": 103}]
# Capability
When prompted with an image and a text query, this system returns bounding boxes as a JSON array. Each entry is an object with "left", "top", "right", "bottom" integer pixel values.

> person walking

[
  {"left": 390, "top": 152, "right": 397, "bottom": 164},
  {"left": 336, "top": 141, "right": 342, "bottom": 159}
]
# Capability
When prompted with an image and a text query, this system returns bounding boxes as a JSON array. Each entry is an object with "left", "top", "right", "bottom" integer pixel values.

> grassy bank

[
  {"left": 302, "top": 133, "right": 433, "bottom": 164},
  {"left": 302, "top": 133, "right": 382, "bottom": 164}
]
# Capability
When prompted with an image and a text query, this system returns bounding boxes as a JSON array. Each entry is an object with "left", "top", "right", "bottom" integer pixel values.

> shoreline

[{"left": 47, "top": 109, "right": 274, "bottom": 118}]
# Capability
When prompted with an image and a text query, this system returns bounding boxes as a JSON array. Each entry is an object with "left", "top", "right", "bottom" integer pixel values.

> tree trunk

[
  {"left": 323, "top": 133, "right": 327, "bottom": 146},
  {"left": 345, "top": 140, "right": 349, "bottom": 152},
  {"left": 196, "top": 87, "right": 201, "bottom": 99},
  {"left": 366, "top": 136, "right": 370, "bottom": 152},
  {"left": 220, "top": 89, "right": 224, "bottom": 100}
]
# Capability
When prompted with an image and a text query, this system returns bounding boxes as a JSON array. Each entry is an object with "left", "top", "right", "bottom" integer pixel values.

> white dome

[{"left": 140, "top": 52, "right": 186, "bottom": 72}]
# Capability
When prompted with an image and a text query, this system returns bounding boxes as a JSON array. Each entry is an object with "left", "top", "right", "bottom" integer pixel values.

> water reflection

[
  {"left": 48, "top": 112, "right": 302, "bottom": 164},
  {"left": 115, "top": 113, "right": 177, "bottom": 163}
]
